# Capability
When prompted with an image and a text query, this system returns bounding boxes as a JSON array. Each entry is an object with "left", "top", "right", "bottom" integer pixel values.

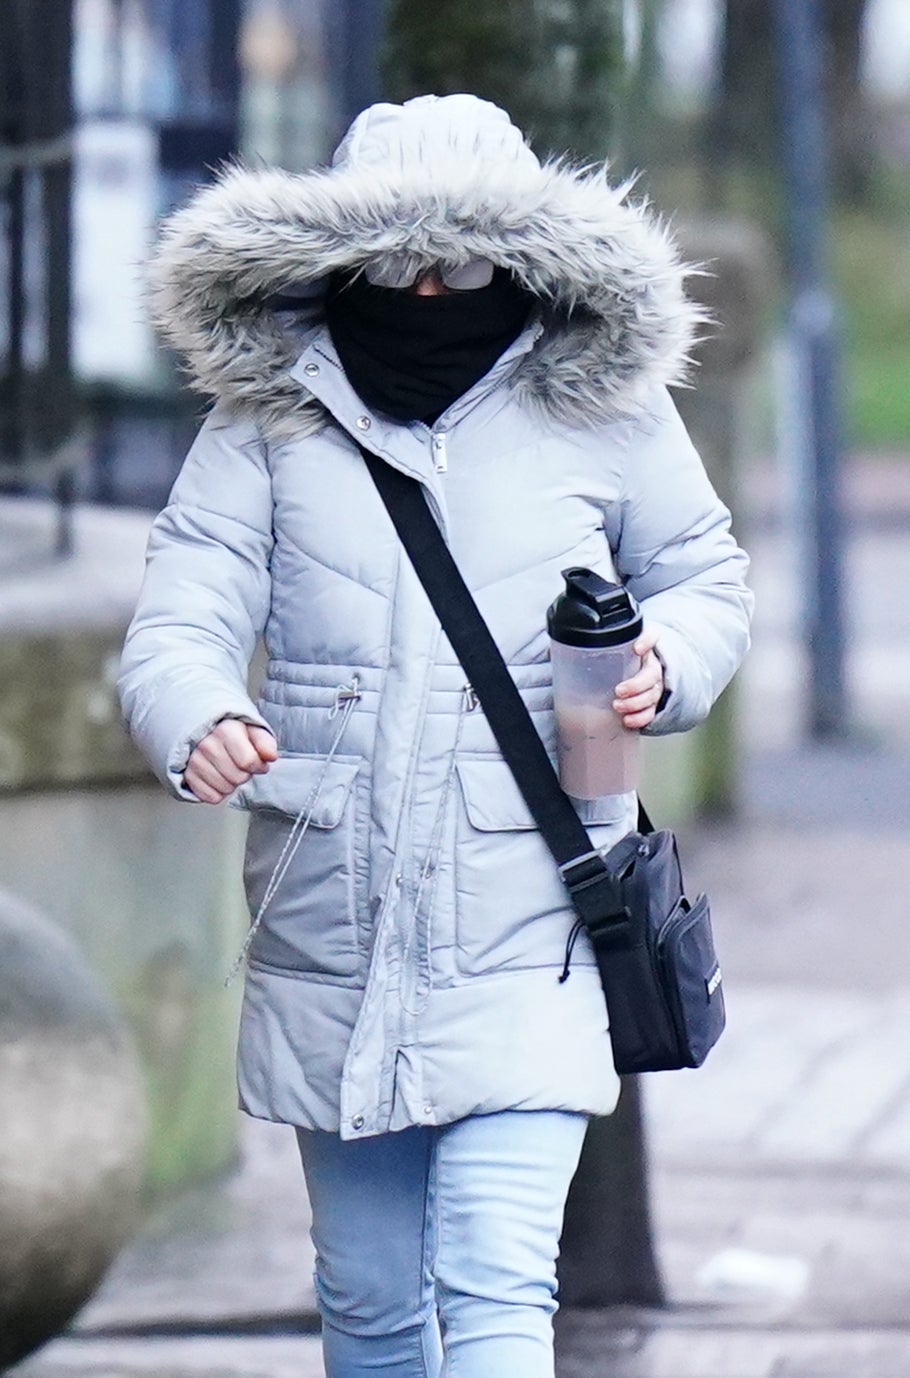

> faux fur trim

[{"left": 148, "top": 152, "right": 705, "bottom": 440}]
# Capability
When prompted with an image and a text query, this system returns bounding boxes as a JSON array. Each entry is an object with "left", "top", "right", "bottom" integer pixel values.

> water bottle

[{"left": 547, "top": 568, "right": 643, "bottom": 801}]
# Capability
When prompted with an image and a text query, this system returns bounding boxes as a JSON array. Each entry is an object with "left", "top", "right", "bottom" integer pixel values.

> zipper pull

[
  {"left": 432, "top": 431, "right": 448, "bottom": 473},
  {"left": 462, "top": 684, "right": 478, "bottom": 713}
]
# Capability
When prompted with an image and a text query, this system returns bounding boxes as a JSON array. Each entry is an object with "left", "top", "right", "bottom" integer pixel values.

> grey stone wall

[{"left": 1, "top": 498, "right": 249, "bottom": 1195}]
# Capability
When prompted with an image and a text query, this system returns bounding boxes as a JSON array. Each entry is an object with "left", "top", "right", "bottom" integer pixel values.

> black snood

[{"left": 324, "top": 268, "right": 531, "bottom": 425}]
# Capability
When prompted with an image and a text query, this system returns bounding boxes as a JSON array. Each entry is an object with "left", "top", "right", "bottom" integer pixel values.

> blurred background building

[{"left": 5, "top": 0, "right": 910, "bottom": 506}]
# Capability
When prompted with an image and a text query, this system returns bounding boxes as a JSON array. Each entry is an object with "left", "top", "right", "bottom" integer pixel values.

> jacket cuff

[
  {"left": 169, "top": 706, "right": 276, "bottom": 801},
  {"left": 641, "top": 624, "right": 712, "bottom": 737},
  {"left": 127, "top": 682, "right": 274, "bottom": 801}
]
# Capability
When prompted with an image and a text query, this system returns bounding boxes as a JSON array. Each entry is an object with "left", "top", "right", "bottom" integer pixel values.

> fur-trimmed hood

[{"left": 148, "top": 94, "right": 704, "bottom": 440}]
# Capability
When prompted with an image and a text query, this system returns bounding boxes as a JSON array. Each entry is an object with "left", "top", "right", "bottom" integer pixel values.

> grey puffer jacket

[{"left": 119, "top": 95, "right": 753, "bottom": 1139}]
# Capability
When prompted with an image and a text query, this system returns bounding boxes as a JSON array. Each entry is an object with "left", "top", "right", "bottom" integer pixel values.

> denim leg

[
  {"left": 296, "top": 1125, "right": 443, "bottom": 1378},
  {"left": 433, "top": 1111, "right": 588, "bottom": 1378}
]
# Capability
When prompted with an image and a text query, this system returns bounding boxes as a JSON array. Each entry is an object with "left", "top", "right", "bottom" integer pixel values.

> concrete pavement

[{"left": 11, "top": 454, "right": 910, "bottom": 1377}]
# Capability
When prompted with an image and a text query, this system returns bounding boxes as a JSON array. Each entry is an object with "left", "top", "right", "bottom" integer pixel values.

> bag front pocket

[
  {"left": 657, "top": 891, "right": 725, "bottom": 1068},
  {"left": 453, "top": 756, "right": 631, "bottom": 976},
  {"left": 233, "top": 753, "right": 363, "bottom": 978}
]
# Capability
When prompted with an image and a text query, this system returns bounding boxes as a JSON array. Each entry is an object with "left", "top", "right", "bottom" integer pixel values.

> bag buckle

[
  {"left": 558, "top": 849, "right": 608, "bottom": 892},
  {"left": 559, "top": 850, "right": 631, "bottom": 939}
]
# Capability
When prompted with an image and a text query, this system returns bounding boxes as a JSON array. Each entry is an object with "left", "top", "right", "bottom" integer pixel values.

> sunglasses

[{"left": 364, "top": 257, "right": 495, "bottom": 291}]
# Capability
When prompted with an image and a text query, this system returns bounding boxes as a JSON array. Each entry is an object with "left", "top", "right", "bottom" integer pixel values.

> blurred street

[{"left": 9, "top": 448, "right": 910, "bottom": 1378}]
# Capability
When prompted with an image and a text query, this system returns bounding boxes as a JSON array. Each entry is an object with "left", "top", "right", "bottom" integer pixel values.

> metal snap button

[
  {"left": 356, "top": 415, "right": 372, "bottom": 431},
  {"left": 303, "top": 362, "right": 319, "bottom": 377},
  {"left": 351, "top": 1114, "right": 365, "bottom": 1131},
  {"left": 423, "top": 1104, "right": 433, "bottom": 1117}
]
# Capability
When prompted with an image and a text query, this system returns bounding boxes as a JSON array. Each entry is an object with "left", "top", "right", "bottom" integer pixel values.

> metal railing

[
  {"left": 1, "top": 0, "right": 78, "bottom": 551},
  {"left": 1, "top": 0, "right": 243, "bottom": 538}
]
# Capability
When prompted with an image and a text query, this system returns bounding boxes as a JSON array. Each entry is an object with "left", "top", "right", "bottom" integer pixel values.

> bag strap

[{"left": 361, "top": 446, "right": 646, "bottom": 928}]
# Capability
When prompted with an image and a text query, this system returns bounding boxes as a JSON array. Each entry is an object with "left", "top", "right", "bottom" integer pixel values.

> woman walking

[{"left": 120, "top": 94, "right": 752, "bottom": 1378}]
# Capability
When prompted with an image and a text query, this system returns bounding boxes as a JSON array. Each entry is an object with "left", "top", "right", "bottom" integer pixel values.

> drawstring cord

[
  {"left": 330, "top": 681, "right": 362, "bottom": 717},
  {"left": 224, "top": 676, "right": 362, "bottom": 988},
  {"left": 558, "top": 918, "right": 586, "bottom": 984}
]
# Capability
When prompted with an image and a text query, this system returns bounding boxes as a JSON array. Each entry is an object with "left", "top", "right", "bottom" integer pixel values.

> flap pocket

[
  {"left": 456, "top": 757, "right": 629, "bottom": 832},
  {"left": 229, "top": 753, "right": 361, "bottom": 829}
]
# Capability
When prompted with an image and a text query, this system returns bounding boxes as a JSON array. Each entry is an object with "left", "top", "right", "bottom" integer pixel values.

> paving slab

[
  {"left": 17, "top": 1321, "right": 910, "bottom": 1378},
  {"left": 11, "top": 1335, "right": 325, "bottom": 1378},
  {"left": 653, "top": 1165, "right": 910, "bottom": 1329},
  {"left": 684, "top": 823, "right": 910, "bottom": 993},
  {"left": 70, "top": 1119, "right": 316, "bottom": 1333},
  {"left": 645, "top": 986, "right": 910, "bottom": 1171},
  {"left": 555, "top": 1313, "right": 910, "bottom": 1378}
]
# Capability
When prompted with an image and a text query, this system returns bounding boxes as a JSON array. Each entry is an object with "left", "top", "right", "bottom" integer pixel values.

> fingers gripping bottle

[{"left": 547, "top": 568, "right": 644, "bottom": 802}]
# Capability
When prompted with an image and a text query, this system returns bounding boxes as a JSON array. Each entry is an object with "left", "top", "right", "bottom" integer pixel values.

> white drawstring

[{"left": 224, "top": 677, "right": 362, "bottom": 987}]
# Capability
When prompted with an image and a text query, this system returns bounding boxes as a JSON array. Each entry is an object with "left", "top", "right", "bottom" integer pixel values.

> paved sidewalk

[{"left": 12, "top": 455, "right": 910, "bottom": 1377}]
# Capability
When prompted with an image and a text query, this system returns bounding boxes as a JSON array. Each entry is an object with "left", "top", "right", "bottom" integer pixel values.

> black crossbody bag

[{"left": 361, "top": 446, "right": 725, "bottom": 1075}]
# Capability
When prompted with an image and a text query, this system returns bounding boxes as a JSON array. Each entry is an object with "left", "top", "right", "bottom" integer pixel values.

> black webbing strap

[{"left": 361, "top": 446, "right": 648, "bottom": 928}]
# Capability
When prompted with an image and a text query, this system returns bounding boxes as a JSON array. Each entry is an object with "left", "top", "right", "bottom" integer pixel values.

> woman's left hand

[{"left": 613, "top": 627, "right": 665, "bottom": 730}]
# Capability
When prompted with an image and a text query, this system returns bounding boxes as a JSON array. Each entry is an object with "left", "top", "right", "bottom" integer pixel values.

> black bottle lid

[{"left": 547, "top": 567, "right": 643, "bottom": 648}]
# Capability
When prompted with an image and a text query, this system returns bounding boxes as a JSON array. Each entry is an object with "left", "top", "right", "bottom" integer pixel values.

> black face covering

[{"left": 324, "top": 268, "right": 532, "bottom": 425}]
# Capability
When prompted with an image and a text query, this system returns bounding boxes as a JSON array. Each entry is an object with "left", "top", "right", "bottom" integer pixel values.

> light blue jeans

[{"left": 296, "top": 1110, "right": 588, "bottom": 1378}]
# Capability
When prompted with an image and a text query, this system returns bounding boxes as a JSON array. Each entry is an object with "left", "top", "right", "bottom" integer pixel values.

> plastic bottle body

[{"left": 550, "top": 641, "right": 640, "bottom": 800}]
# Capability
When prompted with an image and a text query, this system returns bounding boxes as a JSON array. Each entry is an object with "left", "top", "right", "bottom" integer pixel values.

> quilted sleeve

[
  {"left": 117, "top": 405, "right": 275, "bottom": 798},
  {"left": 608, "top": 388, "right": 754, "bottom": 735}
]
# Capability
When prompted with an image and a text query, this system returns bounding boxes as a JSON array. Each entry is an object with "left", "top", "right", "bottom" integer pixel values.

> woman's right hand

[{"left": 184, "top": 719, "right": 279, "bottom": 804}]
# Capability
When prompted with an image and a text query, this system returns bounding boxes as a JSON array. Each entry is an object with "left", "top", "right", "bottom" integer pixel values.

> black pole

[
  {"left": 1, "top": 0, "right": 26, "bottom": 469},
  {"left": 329, "top": 0, "right": 389, "bottom": 138},
  {"left": 772, "top": 0, "right": 848, "bottom": 738},
  {"left": 210, "top": 0, "right": 241, "bottom": 139},
  {"left": 2, "top": 0, "right": 74, "bottom": 516},
  {"left": 4, "top": 165, "right": 25, "bottom": 470},
  {"left": 42, "top": 0, "right": 74, "bottom": 460},
  {"left": 557, "top": 1078, "right": 664, "bottom": 1309}
]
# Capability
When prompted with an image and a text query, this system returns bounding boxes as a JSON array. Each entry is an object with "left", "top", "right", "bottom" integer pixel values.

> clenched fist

[{"left": 184, "top": 718, "right": 278, "bottom": 804}]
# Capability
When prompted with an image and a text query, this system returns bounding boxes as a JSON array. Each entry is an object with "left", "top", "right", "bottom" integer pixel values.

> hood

[{"left": 148, "top": 94, "right": 704, "bottom": 440}]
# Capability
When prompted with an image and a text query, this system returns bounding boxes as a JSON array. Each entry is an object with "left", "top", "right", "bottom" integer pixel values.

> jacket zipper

[
  {"left": 400, "top": 683, "right": 475, "bottom": 1016},
  {"left": 431, "top": 430, "right": 448, "bottom": 473}
]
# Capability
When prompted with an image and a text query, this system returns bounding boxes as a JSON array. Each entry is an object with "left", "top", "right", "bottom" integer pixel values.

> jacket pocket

[
  {"left": 234, "top": 753, "right": 363, "bottom": 979},
  {"left": 453, "top": 757, "right": 632, "bottom": 976}
]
